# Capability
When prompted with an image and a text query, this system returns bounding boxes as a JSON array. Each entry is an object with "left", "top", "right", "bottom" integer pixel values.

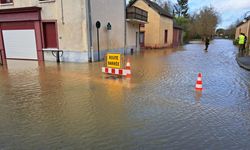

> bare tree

[
  {"left": 151, "top": 0, "right": 174, "bottom": 14},
  {"left": 188, "top": 6, "right": 219, "bottom": 39},
  {"left": 187, "top": 14, "right": 199, "bottom": 39},
  {"left": 162, "top": 0, "right": 174, "bottom": 14},
  {"left": 199, "top": 7, "right": 219, "bottom": 37},
  {"left": 224, "top": 19, "right": 240, "bottom": 39}
]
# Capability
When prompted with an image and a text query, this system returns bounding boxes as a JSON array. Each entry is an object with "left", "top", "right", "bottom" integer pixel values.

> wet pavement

[{"left": 0, "top": 39, "right": 250, "bottom": 149}]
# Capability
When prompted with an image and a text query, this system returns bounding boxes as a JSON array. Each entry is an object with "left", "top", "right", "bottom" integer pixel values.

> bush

[{"left": 233, "top": 38, "right": 239, "bottom": 45}]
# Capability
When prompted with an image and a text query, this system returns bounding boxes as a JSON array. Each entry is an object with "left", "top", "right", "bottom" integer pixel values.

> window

[
  {"left": 0, "top": 0, "right": 13, "bottom": 4},
  {"left": 164, "top": 30, "right": 168, "bottom": 44},
  {"left": 43, "top": 22, "right": 58, "bottom": 48}
]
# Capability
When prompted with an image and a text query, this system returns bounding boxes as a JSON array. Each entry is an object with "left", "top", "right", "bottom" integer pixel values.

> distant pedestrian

[
  {"left": 238, "top": 33, "right": 245, "bottom": 56},
  {"left": 204, "top": 37, "right": 210, "bottom": 51}
]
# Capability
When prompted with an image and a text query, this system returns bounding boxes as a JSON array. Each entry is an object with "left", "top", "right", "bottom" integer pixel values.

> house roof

[
  {"left": 173, "top": 21, "right": 183, "bottom": 30},
  {"left": 237, "top": 16, "right": 250, "bottom": 27},
  {"left": 128, "top": 0, "right": 173, "bottom": 19}
]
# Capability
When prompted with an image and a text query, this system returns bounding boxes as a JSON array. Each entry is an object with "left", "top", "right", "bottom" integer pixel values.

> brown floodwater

[{"left": 0, "top": 39, "right": 250, "bottom": 149}]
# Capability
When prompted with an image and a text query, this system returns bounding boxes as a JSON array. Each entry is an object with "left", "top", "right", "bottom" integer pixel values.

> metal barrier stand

[{"left": 43, "top": 49, "right": 64, "bottom": 63}]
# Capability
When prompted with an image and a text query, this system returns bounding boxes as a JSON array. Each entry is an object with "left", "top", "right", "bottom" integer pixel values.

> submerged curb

[{"left": 236, "top": 56, "right": 250, "bottom": 71}]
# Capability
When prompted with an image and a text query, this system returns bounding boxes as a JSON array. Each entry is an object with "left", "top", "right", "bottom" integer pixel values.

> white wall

[
  {"left": 90, "top": 0, "right": 125, "bottom": 53},
  {"left": 126, "top": 22, "right": 140, "bottom": 51}
]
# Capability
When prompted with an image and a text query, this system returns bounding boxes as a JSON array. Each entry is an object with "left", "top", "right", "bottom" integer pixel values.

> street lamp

[{"left": 243, "top": 11, "right": 250, "bottom": 23}]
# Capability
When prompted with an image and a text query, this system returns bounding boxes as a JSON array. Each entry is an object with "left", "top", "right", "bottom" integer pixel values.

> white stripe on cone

[{"left": 196, "top": 84, "right": 202, "bottom": 88}]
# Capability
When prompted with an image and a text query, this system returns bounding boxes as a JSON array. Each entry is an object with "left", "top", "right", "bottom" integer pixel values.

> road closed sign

[{"left": 107, "top": 53, "right": 121, "bottom": 69}]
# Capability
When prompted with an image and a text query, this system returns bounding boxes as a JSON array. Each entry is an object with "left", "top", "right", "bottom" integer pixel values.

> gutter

[
  {"left": 60, "top": 0, "right": 65, "bottom": 24},
  {"left": 87, "top": 0, "right": 93, "bottom": 62},
  {"left": 124, "top": 0, "right": 127, "bottom": 55},
  {"left": 236, "top": 56, "right": 250, "bottom": 71}
]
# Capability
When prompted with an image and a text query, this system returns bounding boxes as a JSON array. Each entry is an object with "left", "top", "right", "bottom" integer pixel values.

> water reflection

[{"left": 195, "top": 91, "right": 202, "bottom": 101}]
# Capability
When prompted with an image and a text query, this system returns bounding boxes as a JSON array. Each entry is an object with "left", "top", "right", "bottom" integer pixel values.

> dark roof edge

[
  {"left": 0, "top": 6, "right": 41, "bottom": 14},
  {"left": 236, "top": 16, "right": 250, "bottom": 27},
  {"left": 159, "top": 12, "right": 173, "bottom": 19},
  {"left": 174, "top": 25, "right": 183, "bottom": 30}
]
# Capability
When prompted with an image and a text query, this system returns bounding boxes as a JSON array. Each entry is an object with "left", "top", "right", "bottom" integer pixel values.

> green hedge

[{"left": 233, "top": 39, "right": 239, "bottom": 45}]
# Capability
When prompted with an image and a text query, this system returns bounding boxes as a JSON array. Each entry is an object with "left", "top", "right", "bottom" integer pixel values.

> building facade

[
  {"left": 128, "top": 0, "right": 174, "bottom": 49},
  {"left": 173, "top": 23, "right": 183, "bottom": 47},
  {"left": 0, "top": 0, "right": 146, "bottom": 64},
  {"left": 90, "top": 0, "right": 125, "bottom": 61},
  {"left": 126, "top": 5, "right": 148, "bottom": 52},
  {"left": 235, "top": 16, "right": 250, "bottom": 49}
]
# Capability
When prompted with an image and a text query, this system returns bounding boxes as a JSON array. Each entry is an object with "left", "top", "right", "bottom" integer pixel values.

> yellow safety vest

[{"left": 239, "top": 35, "right": 245, "bottom": 44}]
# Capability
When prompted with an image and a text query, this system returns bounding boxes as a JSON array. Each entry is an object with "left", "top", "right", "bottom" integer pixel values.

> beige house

[
  {"left": 235, "top": 16, "right": 250, "bottom": 49},
  {"left": 128, "top": 0, "right": 174, "bottom": 48},
  {"left": 0, "top": 0, "right": 146, "bottom": 64}
]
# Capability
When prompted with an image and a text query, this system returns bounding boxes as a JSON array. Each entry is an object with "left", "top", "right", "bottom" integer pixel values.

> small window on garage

[
  {"left": 0, "top": 0, "right": 13, "bottom": 4},
  {"left": 42, "top": 22, "right": 58, "bottom": 48}
]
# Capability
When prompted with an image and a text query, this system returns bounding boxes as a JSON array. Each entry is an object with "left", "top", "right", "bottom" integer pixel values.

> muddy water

[{"left": 0, "top": 39, "right": 250, "bottom": 149}]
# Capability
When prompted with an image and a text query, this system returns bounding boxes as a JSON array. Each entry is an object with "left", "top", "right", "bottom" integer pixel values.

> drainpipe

[
  {"left": 247, "top": 21, "right": 250, "bottom": 49},
  {"left": 138, "top": 24, "right": 140, "bottom": 51},
  {"left": 124, "top": 0, "right": 127, "bottom": 56},
  {"left": 87, "top": 0, "right": 93, "bottom": 62},
  {"left": 60, "top": 0, "right": 65, "bottom": 24}
]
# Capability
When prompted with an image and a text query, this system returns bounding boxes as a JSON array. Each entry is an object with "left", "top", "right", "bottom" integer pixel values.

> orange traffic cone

[
  {"left": 195, "top": 73, "right": 203, "bottom": 91},
  {"left": 125, "top": 58, "right": 131, "bottom": 79}
]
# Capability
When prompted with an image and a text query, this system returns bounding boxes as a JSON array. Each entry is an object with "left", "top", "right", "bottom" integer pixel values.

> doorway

[{"left": 139, "top": 32, "right": 145, "bottom": 47}]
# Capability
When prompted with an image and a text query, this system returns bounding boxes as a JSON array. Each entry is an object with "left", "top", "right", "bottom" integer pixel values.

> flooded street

[{"left": 0, "top": 39, "right": 250, "bottom": 149}]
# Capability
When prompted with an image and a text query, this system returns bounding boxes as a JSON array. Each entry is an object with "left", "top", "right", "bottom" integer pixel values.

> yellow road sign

[{"left": 107, "top": 53, "right": 121, "bottom": 69}]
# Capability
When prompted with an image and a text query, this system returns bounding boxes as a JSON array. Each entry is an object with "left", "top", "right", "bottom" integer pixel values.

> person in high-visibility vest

[{"left": 238, "top": 33, "right": 245, "bottom": 56}]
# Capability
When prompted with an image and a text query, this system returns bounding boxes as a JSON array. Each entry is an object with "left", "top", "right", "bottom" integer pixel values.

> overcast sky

[
  {"left": 187, "top": 0, "right": 250, "bottom": 28},
  {"left": 127, "top": 0, "right": 250, "bottom": 29}
]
